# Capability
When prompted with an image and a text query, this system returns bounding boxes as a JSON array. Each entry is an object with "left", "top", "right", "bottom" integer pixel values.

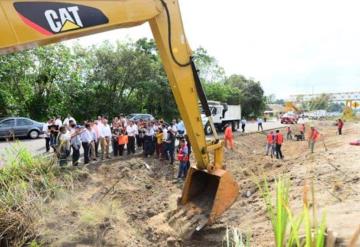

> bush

[{"left": 0, "top": 143, "right": 82, "bottom": 246}]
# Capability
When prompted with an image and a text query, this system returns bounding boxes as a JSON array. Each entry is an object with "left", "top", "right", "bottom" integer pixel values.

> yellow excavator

[
  {"left": 343, "top": 100, "right": 359, "bottom": 120},
  {"left": 0, "top": 0, "right": 238, "bottom": 233},
  {"left": 284, "top": 101, "right": 300, "bottom": 113}
]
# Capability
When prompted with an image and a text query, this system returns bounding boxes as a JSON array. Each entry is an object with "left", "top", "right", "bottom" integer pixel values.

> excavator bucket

[{"left": 180, "top": 167, "right": 239, "bottom": 232}]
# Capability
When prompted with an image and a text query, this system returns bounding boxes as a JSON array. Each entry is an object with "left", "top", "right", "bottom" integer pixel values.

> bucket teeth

[{"left": 179, "top": 167, "right": 239, "bottom": 231}]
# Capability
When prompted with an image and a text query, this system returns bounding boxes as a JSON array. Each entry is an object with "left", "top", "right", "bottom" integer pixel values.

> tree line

[{"left": 0, "top": 38, "right": 266, "bottom": 122}]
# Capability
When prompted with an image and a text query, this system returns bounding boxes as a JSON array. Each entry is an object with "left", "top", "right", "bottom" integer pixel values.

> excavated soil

[{"left": 35, "top": 121, "right": 360, "bottom": 246}]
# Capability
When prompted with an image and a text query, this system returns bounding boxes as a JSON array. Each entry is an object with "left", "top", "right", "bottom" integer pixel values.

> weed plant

[{"left": 256, "top": 177, "right": 326, "bottom": 247}]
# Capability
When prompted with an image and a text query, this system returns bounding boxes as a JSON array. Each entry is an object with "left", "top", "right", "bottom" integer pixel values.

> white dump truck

[{"left": 201, "top": 101, "right": 242, "bottom": 135}]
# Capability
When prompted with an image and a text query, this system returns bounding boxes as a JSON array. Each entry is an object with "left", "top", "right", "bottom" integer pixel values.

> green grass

[
  {"left": 256, "top": 177, "right": 327, "bottom": 247},
  {"left": 0, "top": 143, "right": 83, "bottom": 246}
]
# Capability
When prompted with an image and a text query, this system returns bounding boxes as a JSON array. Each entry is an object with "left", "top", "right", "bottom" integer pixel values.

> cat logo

[
  {"left": 45, "top": 6, "right": 83, "bottom": 33},
  {"left": 14, "top": 2, "right": 109, "bottom": 36}
]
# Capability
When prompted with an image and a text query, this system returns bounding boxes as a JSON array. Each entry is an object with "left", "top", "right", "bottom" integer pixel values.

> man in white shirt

[
  {"left": 241, "top": 118, "right": 246, "bottom": 133},
  {"left": 43, "top": 119, "right": 51, "bottom": 152},
  {"left": 92, "top": 120, "right": 100, "bottom": 157},
  {"left": 171, "top": 119, "right": 178, "bottom": 134},
  {"left": 90, "top": 121, "right": 98, "bottom": 161},
  {"left": 176, "top": 120, "right": 185, "bottom": 135},
  {"left": 55, "top": 116, "right": 62, "bottom": 128},
  {"left": 133, "top": 121, "right": 139, "bottom": 149},
  {"left": 120, "top": 114, "right": 127, "bottom": 128},
  {"left": 70, "top": 125, "right": 82, "bottom": 166},
  {"left": 63, "top": 115, "right": 76, "bottom": 126},
  {"left": 100, "top": 117, "right": 111, "bottom": 159},
  {"left": 153, "top": 122, "right": 159, "bottom": 132},
  {"left": 126, "top": 121, "right": 136, "bottom": 154},
  {"left": 80, "top": 123, "right": 93, "bottom": 164},
  {"left": 144, "top": 122, "right": 155, "bottom": 157},
  {"left": 257, "top": 118, "right": 263, "bottom": 131}
]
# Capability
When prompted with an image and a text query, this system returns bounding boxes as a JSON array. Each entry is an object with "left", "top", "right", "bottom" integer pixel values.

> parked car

[
  {"left": 280, "top": 112, "right": 299, "bottom": 124},
  {"left": 127, "top": 113, "right": 155, "bottom": 122},
  {"left": 0, "top": 117, "right": 44, "bottom": 139}
]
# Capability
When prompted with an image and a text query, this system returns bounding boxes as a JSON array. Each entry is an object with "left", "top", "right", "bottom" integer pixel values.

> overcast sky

[{"left": 68, "top": 0, "right": 360, "bottom": 99}]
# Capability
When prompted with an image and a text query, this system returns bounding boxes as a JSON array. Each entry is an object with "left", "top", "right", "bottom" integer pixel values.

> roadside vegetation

[{"left": 0, "top": 144, "right": 85, "bottom": 246}]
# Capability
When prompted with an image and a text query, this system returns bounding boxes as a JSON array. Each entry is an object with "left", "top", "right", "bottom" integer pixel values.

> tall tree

[
  {"left": 193, "top": 47, "right": 226, "bottom": 84},
  {"left": 308, "top": 94, "right": 330, "bottom": 111},
  {"left": 225, "top": 74, "right": 265, "bottom": 117}
]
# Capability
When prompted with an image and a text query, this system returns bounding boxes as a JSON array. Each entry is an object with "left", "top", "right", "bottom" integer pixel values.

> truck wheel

[
  {"left": 204, "top": 123, "right": 213, "bottom": 135},
  {"left": 29, "top": 130, "right": 39, "bottom": 139}
]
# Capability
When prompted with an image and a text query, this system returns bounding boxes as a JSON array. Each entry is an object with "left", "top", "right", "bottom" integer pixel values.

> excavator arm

[{"left": 0, "top": 0, "right": 238, "bottom": 230}]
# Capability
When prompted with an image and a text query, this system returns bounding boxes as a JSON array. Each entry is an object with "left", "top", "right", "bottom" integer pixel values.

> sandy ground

[
  {"left": 33, "top": 120, "right": 360, "bottom": 246},
  {"left": 217, "top": 121, "right": 360, "bottom": 247}
]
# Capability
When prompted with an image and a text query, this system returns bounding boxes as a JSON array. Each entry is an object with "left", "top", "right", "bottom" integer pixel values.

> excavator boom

[{"left": 0, "top": 0, "right": 238, "bottom": 233}]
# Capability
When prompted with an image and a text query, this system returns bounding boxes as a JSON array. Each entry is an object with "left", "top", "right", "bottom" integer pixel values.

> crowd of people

[
  {"left": 42, "top": 113, "right": 344, "bottom": 179},
  {"left": 42, "top": 115, "right": 191, "bottom": 180}
]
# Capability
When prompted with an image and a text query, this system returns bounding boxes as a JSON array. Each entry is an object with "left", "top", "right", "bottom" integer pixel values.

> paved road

[{"left": 0, "top": 120, "right": 289, "bottom": 165}]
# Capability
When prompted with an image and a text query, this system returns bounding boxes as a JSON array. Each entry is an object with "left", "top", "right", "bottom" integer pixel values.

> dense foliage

[{"left": 0, "top": 38, "right": 266, "bottom": 121}]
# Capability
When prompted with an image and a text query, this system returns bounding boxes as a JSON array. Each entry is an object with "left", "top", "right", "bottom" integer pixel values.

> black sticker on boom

[{"left": 14, "top": 2, "right": 109, "bottom": 36}]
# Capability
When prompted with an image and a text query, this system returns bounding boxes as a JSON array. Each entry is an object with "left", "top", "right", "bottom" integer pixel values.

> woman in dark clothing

[{"left": 165, "top": 128, "right": 176, "bottom": 164}]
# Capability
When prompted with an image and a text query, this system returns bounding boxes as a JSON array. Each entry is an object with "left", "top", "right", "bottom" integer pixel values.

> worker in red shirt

[
  {"left": 265, "top": 131, "right": 275, "bottom": 157},
  {"left": 337, "top": 119, "right": 344, "bottom": 135},
  {"left": 224, "top": 123, "right": 234, "bottom": 150},
  {"left": 309, "top": 126, "right": 320, "bottom": 153},
  {"left": 275, "top": 130, "right": 284, "bottom": 159}
]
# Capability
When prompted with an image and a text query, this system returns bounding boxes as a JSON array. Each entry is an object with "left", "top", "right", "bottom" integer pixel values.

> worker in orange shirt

[
  {"left": 265, "top": 131, "right": 275, "bottom": 158},
  {"left": 117, "top": 129, "right": 128, "bottom": 156},
  {"left": 309, "top": 126, "right": 320, "bottom": 153},
  {"left": 275, "top": 130, "right": 284, "bottom": 159},
  {"left": 224, "top": 123, "right": 234, "bottom": 150}
]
